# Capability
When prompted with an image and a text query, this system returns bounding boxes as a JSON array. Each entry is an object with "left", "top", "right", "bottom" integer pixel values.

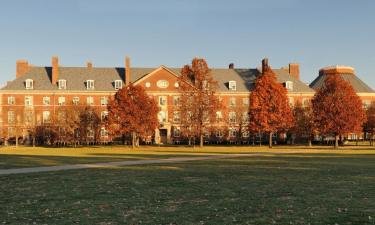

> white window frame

[
  {"left": 229, "top": 111, "right": 236, "bottom": 123},
  {"left": 114, "top": 80, "right": 123, "bottom": 90},
  {"left": 101, "top": 97, "right": 108, "bottom": 106},
  {"left": 43, "top": 111, "right": 50, "bottom": 123},
  {"left": 86, "top": 80, "right": 95, "bottom": 90},
  {"left": 242, "top": 130, "right": 250, "bottom": 138},
  {"left": 101, "top": 111, "right": 108, "bottom": 121},
  {"left": 25, "top": 79, "right": 34, "bottom": 89},
  {"left": 87, "top": 129, "right": 95, "bottom": 138},
  {"left": 100, "top": 128, "right": 109, "bottom": 137},
  {"left": 173, "top": 128, "right": 181, "bottom": 137},
  {"left": 285, "top": 81, "right": 293, "bottom": 91},
  {"left": 87, "top": 96, "right": 94, "bottom": 105},
  {"left": 242, "top": 98, "right": 249, "bottom": 106},
  {"left": 73, "top": 97, "right": 80, "bottom": 105},
  {"left": 58, "top": 96, "right": 66, "bottom": 106},
  {"left": 173, "top": 96, "right": 180, "bottom": 106},
  {"left": 173, "top": 111, "right": 181, "bottom": 123},
  {"left": 25, "top": 96, "right": 33, "bottom": 107},
  {"left": 8, "top": 111, "right": 15, "bottom": 123},
  {"left": 8, "top": 96, "right": 15, "bottom": 105},
  {"left": 216, "top": 130, "right": 223, "bottom": 138},
  {"left": 229, "top": 80, "right": 237, "bottom": 91},
  {"left": 229, "top": 129, "right": 237, "bottom": 138},
  {"left": 216, "top": 111, "right": 223, "bottom": 121},
  {"left": 43, "top": 96, "right": 50, "bottom": 105},
  {"left": 58, "top": 79, "right": 67, "bottom": 90},
  {"left": 159, "top": 96, "right": 167, "bottom": 106},
  {"left": 157, "top": 80, "right": 169, "bottom": 88},
  {"left": 229, "top": 97, "right": 236, "bottom": 107},
  {"left": 158, "top": 111, "right": 167, "bottom": 123}
]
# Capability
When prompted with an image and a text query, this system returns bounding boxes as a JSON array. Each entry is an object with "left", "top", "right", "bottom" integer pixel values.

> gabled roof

[
  {"left": 310, "top": 73, "right": 374, "bottom": 93},
  {"left": 1, "top": 65, "right": 314, "bottom": 93}
]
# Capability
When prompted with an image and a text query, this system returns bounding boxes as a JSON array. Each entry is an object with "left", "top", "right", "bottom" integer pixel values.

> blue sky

[{"left": 0, "top": 0, "right": 374, "bottom": 88}]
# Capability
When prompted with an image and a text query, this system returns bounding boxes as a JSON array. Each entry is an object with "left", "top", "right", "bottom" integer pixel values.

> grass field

[{"left": 1, "top": 146, "right": 375, "bottom": 224}]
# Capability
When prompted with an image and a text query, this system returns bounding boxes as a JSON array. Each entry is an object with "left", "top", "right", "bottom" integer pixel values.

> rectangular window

[
  {"left": 285, "top": 81, "right": 293, "bottom": 91},
  {"left": 159, "top": 96, "right": 167, "bottom": 106},
  {"left": 43, "top": 111, "right": 50, "bottom": 123},
  {"left": 229, "top": 97, "right": 236, "bottom": 107},
  {"left": 242, "top": 112, "right": 249, "bottom": 122},
  {"left": 229, "top": 129, "right": 237, "bottom": 138},
  {"left": 25, "top": 96, "right": 33, "bottom": 107},
  {"left": 114, "top": 80, "right": 123, "bottom": 90},
  {"left": 216, "top": 111, "right": 223, "bottom": 122},
  {"left": 25, "top": 79, "right": 33, "bottom": 89},
  {"left": 173, "top": 128, "right": 181, "bottom": 137},
  {"left": 86, "top": 80, "right": 95, "bottom": 90},
  {"left": 229, "top": 111, "right": 236, "bottom": 123},
  {"left": 87, "top": 96, "right": 94, "bottom": 105},
  {"left": 43, "top": 96, "right": 50, "bottom": 105},
  {"left": 216, "top": 130, "right": 223, "bottom": 138},
  {"left": 58, "top": 80, "right": 67, "bottom": 90},
  {"left": 158, "top": 111, "right": 167, "bottom": 123},
  {"left": 242, "top": 130, "right": 250, "bottom": 138},
  {"left": 58, "top": 96, "right": 66, "bottom": 106},
  {"left": 25, "top": 111, "right": 33, "bottom": 123},
  {"left": 229, "top": 81, "right": 237, "bottom": 91},
  {"left": 242, "top": 98, "right": 249, "bottom": 106},
  {"left": 173, "top": 96, "right": 180, "bottom": 105},
  {"left": 101, "top": 111, "right": 108, "bottom": 121},
  {"left": 73, "top": 97, "right": 80, "bottom": 105},
  {"left": 100, "top": 128, "right": 109, "bottom": 137},
  {"left": 101, "top": 97, "right": 108, "bottom": 106},
  {"left": 8, "top": 96, "right": 15, "bottom": 105},
  {"left": 173, "top": 111, "right": 181, "bottom": 123},
  {"left": 87, "top": 129, "right": 95, "bottom": 138},
  {"left": 8, "top": 111, "right": 15, "bottom": 124}
]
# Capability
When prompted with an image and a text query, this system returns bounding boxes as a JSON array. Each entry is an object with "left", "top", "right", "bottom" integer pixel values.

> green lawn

[{"left": 1, "top": 147, "right": 375, "bottom": 224}]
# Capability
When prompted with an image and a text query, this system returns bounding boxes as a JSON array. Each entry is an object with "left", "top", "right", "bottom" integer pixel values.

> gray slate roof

[
  {"left": 310, "top": 73, "right": 374, "bottom": 93},
  {"left": 1, "top": 66, "right": 314, "bottom": 93}
]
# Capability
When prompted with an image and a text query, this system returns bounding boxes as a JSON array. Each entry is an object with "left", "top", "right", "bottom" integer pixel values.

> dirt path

[{"left": 0, "top": 153, "right": 260, "bottom": 175}]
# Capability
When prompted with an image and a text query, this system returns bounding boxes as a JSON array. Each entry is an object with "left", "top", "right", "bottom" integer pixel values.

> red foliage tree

[
  {"left": 363, "top": 102, "right": 375, "bottom": 145},
  {"left": 248, "top": 59, "right": 294, "bottom": 148},
  {"left": 291, "top": 102, "right": 315, "bottom": 146},
  {"left": 107, "top": 84, "right": 159, "bottom": 148},
  {"left": 178, "top": 58, "right": 221, "bottom": 147},
  {"left": 312, "top": 75, "right": 366, "bottom": 148}
]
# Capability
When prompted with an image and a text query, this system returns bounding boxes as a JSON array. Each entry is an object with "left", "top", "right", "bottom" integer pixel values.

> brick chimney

[
  {"left": 16, "top": 60, "right": 31, "bottom": 78},
  {"left": 228, "top": 63, "right": 234, "bottom": 69},
  {"left": 262, "top": 58, "right": 269, "bottom": 73},
  {"left": 87, "top": 61, "right": 93, "bottom": 70},
  {"left": 125, "top": 56, "right": 131, "bottom": 85},
  {"left": 52, "top": 56, "right": 59, "bottom": 84},
  {"left": 289, "top": 63, "right": 300, "bottom": 80}
]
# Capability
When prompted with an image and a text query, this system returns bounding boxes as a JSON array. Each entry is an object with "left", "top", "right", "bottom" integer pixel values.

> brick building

[{"left": 0, "top": 56, "right": 373, "bottom": 145}]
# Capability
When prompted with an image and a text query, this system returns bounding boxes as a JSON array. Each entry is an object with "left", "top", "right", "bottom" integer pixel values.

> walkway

[{"left": 0, "top": 153, "right": 259, "bottom": 176}]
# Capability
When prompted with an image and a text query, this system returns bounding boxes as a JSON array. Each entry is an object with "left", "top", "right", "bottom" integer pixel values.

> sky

[{"left": 0, "top": 0, "right": 374, "bottom": 88}]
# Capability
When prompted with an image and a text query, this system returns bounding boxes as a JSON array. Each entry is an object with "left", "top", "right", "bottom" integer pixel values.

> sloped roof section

[
  {"left": 1, "top": 66, "right": 314, "bottom": 93},
  {"left": 310, "top": 74, "right": 374, "bottom": 93}
]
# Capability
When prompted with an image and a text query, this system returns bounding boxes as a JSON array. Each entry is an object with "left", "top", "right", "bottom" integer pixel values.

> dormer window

[
  {"left": 228, "top": 81, "right": 236, "bottom": 91},
  {"left": 114, "top": 80, "right": 123, "bottom": 90},
  {"left": 25, "top": 79, "right": 34, "bottom": 89},
  {"left": 58, "top": 79, "right": 67, "bottom": 90},
  {"left": 285, "top": 81, "right": 293, "bottom": 91},
  {"left": 86, "top": 80, "right": 95, "bottom": 90}
]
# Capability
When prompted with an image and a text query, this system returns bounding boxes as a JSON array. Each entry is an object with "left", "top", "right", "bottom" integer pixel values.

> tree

[
  {"left": 79, "top": 106, "right": 101, "bottom": 145},
  {"left": 363, "top": 102, "right": 375, "bottom": 146},
  {"left": 248, "top": 59, "right": 294, "bottom": 148},
  {"left": 107, "top": 84, "right": 159, "bottom": 148},
  {"left": 291, "top": 102, "right": 315, "bottom": 146},
  {"left": 178, "top": 58, "right": 221, "bottom": 148},
  {"left": 312, "top": 75, "right": 366, "bottom": 148}
]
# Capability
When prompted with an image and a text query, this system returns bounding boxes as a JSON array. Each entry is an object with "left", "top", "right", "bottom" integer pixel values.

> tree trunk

[
  {"left": 16, "top": 133, "right": 19, "bottom": 148},
  {"left": 33, "top": 136, "right": 36, "bottom": 147},
  {"left": 200, "top": 134, "right": 204, "bottom": 148},
  {"left": 132, "top": 132, "right": 136, "bottom": 149},
  {"left": 334, "top": 135, "right": 339, "bottom": 149},
  {"left": 308, "top": 136, "right": 312, "bottom": 147},
  {"left": 269, "top": 132, "right": 273, "bottom": 148}
]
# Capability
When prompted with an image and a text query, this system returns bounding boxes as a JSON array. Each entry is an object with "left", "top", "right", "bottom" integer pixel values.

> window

[
  {"left": 87, "top": 96, "right": 94, "bottom": 105},
  {"left": 43, "top": 96, "right": 50, "bottom": 105},
  {"left": 73, "top": 97, "right": 80, "bottom": 105},
  {"left": 229, "top": 111, "right": 236, "bottom": 123},
  {"left": 58, "top": 79, "right": 67, "bottom": 90},
  {"left": 43, "top": 111, "right": 50, "bottom": 123},
  {"left": 158, "top": 111, "right": 167, "bottom": 123},
  {"left": 242, "top": 112, "right": 249, "bottom": 122},
  {"left": 58, "top": 96, "right": 65, "bottom": 106},
  {"left": 86, "top": 80, "right": 95, "bottom": 90},
  {"left": 25, "top": 79, "right": 34, "bottom": 89},
  {"left": 100, "top": 128, "right": 109, "bottom": 137},
  {"left": 242, "top": 130, "right": 250, "bottom": 138},
  {"left": 174, "top": 128, "right": 181, "bottom": 137},
  {"left": 25, "top": 96, "right": 33, "bottom": 107},
  {"left": 25, "top": 111, "right": 33, "bottom": 123},
  {"left": 8, "top": 111, "right": 15, "bottom": 123},
  {"left": 101, "top": 111, "right": 108, "bottom": 121},
  {"left": 8, "top": 96, "right": 15, "bottom": 105},
  {"left": 159, "top": 96, "right": 167, "bottom": 106},
  {"left": 242, "top": 98, "right": 249, "bottom": 106},
  {"left": 229, "top": 129, "right": 237, "bottom": 138},
  {"left": 114, "top": 80, "right": 123, "bottom": 90},
  {"left": 101, "top": 97, "right": 108, "bottom": 106},
  {"left": 216, "top": 111, "right": 223, "bottom": 122},
  {"left": 87, "top": 129, "right": 95, "bottom": 138},
  {"left": 157, "top": 80, "right": 169, "bottom": 88},
  {"left": 285, "top": 81, "right": 293, "bottom": 91},
  {"left": 229, "top": 97, "right": 236, "bottom": 107},
  {"left": 173, "top": 111, "right": 181, "bottom": 123},
  {"left": 216, "top": 130, "right": 223, "bottom": 138},
  {"left": 173, "top": 96, "right": 180, "bottom": 105},
  {"left": 229, "top": 81, "right": 237, "bottom": 91}
]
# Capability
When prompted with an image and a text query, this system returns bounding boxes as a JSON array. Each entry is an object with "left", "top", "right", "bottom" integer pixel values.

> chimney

[
  {"left": 262, "top": 58, "right": 269, "bottom": 73},
  {"left": 16, "top": 60, "right": 30, "bottom": 78},
  {"left": 87, "top": 61, "right": 93, "bottom": 70},
  {"left": 125, "top": 56, "right": 131, "bottom": 85},
  {"left": 52, "top": 56, "right": 59, "bottom": 84},
  {"left": 228, "top": 63, "right": 234, "bottom": 69},
  {"left": 289, "top": 63, "right": 300, "bottom": 80}
]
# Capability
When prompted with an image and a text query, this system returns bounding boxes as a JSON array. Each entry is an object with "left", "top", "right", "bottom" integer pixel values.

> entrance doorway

[{"left": 159, "top": 129, "right": 168, "bottom": 144}]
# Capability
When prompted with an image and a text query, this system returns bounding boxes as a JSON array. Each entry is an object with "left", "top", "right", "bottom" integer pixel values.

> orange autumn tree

[
  {"left": 178, "top": 58, "right": 221, "bottom": 148},
  {"left": 248, "top": 59, "right": 294, "bottom": 148},
  {"left": 107, "top": 83, "right": 159, "bottom": 148},
  {"left": 312, "top": 74, "right": 366, "bottom": 148},
  {"left": 364, "top": 102, "right": 375, "bottom": 146},
  {"left": 291, "top": 102, "right": 315, "bottom": 146}
]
